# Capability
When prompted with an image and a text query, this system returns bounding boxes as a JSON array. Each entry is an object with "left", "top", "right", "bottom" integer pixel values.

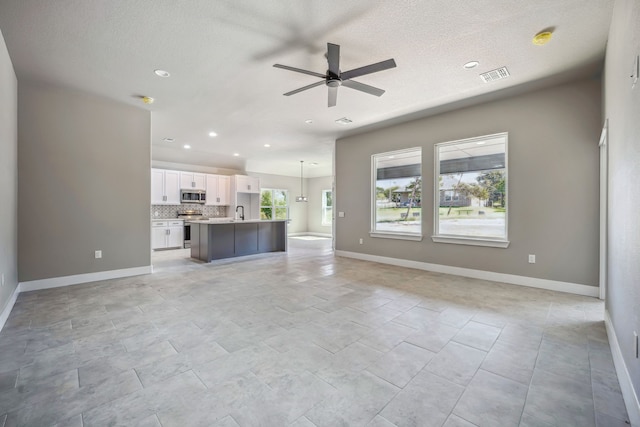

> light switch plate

[{"left": 338, "top": 212, "right": 345, "bottom": 218}]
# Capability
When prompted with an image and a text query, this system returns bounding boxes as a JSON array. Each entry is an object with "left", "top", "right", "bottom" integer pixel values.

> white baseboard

[
  {"left": 605, "top": 310, "right": 640, "bottom": 427},
  {"left": 19, "top": 265, "right": 152, "bottom": 293},
  {"left": 288, "top": 232, "right": 333, "bottom": 238},
  {"left": 335, "top": 250, "right": 598, "bottom": 297},
  {"left": 0, "top": 285, "right": 20, "bottom": 332}
]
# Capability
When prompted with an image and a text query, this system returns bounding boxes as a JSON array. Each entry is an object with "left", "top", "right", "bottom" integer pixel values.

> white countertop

[{"left": 186, "top": 218, "right": 289, "bottom": 224}]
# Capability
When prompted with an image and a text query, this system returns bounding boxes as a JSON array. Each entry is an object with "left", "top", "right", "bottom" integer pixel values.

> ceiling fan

[{"left": 273, "top": 43, "right": 397, "bottom": 107}]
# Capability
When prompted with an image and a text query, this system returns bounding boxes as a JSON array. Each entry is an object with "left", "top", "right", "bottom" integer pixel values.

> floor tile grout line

[{"left": 517, "top": 317, "right": 548, "bottom": 426}]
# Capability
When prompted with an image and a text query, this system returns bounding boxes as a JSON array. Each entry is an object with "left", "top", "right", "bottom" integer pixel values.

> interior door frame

[{"left": 599, "top": 119, "right": 608, "bottom": 300}]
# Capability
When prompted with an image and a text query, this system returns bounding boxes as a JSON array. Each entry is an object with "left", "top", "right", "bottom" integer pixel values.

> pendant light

[{"left": 296, "top": 160, "right": 308, "bottom": 202}]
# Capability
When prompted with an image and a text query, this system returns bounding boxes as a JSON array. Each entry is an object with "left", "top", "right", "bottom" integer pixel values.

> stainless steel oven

[{"left": 177, "top": 210, "right": 204, "bottom": 248}]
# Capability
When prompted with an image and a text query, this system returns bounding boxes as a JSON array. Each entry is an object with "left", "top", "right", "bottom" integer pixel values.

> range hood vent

[{"left": 480, "top": 67, "right": 510, "bottom": 83}]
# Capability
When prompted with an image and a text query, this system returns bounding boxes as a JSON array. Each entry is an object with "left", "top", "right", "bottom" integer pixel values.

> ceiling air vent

[{"left": 480, "top": 67, "right": 510, "bottom": 83}]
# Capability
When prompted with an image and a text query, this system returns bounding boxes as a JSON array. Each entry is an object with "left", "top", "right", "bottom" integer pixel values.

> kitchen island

[{"left": 188, "top": 219, "right": 287, "bottom": 262}]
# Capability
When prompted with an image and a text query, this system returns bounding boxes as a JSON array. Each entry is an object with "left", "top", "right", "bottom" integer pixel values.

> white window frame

[
  {"left": 370, "top": 147, "right": 423, "bottom": 241},
  {"left": 260, "top": 188, "right": 289, "bottom": 220},
  {"left": 321, "top": 189, "right": 332, "bottom": 226},
  {"left": 432, "top": 133, "right": 509, "bottom": 248}
]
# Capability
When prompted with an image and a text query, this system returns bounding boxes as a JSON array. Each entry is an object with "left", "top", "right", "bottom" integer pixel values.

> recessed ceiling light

[
  {"left": 335, "top": 117, "right": 353, "bottom": 125},
  {"left": 463, "top": 61, "right": 479, "bottom": 69},
  {"left": 208, "top": 131, "right": 217, "bottom": 137},
  {"left": 162, "top": 138, "right": 175, "bottom": 143},
  {"left": 264, "top": 144, "right": 271, "bottom": 147},
  {"left": 476, "top": 141, "right": 486, "bottom": 145},
  {"left": 305, "top": 119, "right": 313, "bottom": 124},
  {"left": 154, "top": 69, "right": 170, "bottom": 77},
  {"left": 142, "top": 96, "right": 154, "bottom": 104},
  {"left": 233, "top": 153, "right": 240, "bottom": 157},
  {"left": 183, "top": 144, "right": 191, "bottom": 149}
]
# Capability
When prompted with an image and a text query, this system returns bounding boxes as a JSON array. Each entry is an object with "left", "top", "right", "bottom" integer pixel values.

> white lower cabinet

[{"left": 152, "top": 220, "right": 184, "bottom": 249}]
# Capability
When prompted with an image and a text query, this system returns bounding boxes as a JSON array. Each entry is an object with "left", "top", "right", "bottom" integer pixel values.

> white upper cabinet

[
  {"left": 218, "top": 175, "right": 230, "bottom": 204},
  {"left": 234, "top": 175, "right": 260, "bottom": 194},
  {"left": 205, "top": 174, "right": 231, "bottom": 205},
  {"left": 180, "top": 172, "right": 206, "bottom": 190},
  {"left": 151, "top": 169, "right": 180, "bottom": 205}
]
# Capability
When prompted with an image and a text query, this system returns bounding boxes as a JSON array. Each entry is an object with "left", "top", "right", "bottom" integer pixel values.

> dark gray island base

[{"left": 189, "top": 220, "right": 287, "bottom": 262}]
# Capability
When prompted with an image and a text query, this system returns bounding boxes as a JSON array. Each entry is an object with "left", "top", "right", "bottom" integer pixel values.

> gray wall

[
  {"left": 0, "top": 29, "right": 18, "bottom": 314},
  {"left": 18, "top": 83, "right": 151, "bottom": 282},
  {"left": 307, "top": 176, "right": 333, "bottom": 235},
  {"left": 604, "top": 0, "right": 640, "bottom": 406},
  {"left": 335, "top": 78, "right": 601, "bottom": 286}
]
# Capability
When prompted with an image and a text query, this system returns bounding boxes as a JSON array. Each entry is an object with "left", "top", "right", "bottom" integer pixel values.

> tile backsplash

[{"left": 151, "top": 204, "right": 228, "bottom": 219}]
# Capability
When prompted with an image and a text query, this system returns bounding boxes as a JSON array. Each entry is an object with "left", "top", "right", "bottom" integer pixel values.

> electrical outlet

[
  {"left": 528, "top": 254, "right": 536, "bottom": 264},
  {"left": 634, "top": 331, "right": 638, "bottom": 358},
  {"left": 95, "top": 250, "right": 102, "bottom": 259},
  {"left": 359, "top": 238, "right": 363, "bottom": 245}
]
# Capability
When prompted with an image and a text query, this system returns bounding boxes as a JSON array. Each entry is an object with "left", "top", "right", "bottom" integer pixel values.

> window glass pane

[
  {"left": 260, "top": 207, "right": 272, "bottom": 219},
  {"left": 373, "top": 148, "right": 422, "bottom": 235},
  {"left": 274, "top": 190, "right": 287, "bottom": 206},
  {"left": 260, "top": 189, "right": 288, "bottom": 220},
  {"left": 322, "top": 189, "right": 332, "bottom": 226},
  {"left": 436, "top": 134, "right": 507, "bottom": 239}
]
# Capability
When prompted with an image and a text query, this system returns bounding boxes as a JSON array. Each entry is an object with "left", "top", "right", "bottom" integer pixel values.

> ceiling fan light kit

[{"left": 274, "top": 43, "right": 397, "bottom": 107}]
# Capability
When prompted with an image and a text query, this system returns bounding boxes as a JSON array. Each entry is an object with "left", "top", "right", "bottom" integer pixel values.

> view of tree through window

[
  {"left": 260, "top": 189, "right": 288, "bottom": 220},
  {"left": 322, "top": 189, "right": 332, "bottom": 226},
  {"left": 435, "top": 134, "right": 507, "bottom": 240},
  {"left": 372, "top": 148, "right": 422, "bottom": 235}
]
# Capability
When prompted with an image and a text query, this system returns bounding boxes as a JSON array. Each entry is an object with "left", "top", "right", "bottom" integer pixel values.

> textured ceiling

[{"left": 0, "top": 0, "right": 614, "bottom": 178}]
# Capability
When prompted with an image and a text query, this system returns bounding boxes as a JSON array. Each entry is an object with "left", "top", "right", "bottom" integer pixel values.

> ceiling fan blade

[
  {"left": 340, "top": 58, "right": 397, "bottom": 81},
  {"left": 342, "top": 80, "right": 385, "bottom": 97},
  {"left": 283, "top": 80, "right": 325, "bottom": 96},
  {"left": 328, "top": 86, "right": 338, "bottom": 107},
  {"left": 327, "top": 43, "right": 340, "bottom": 77},
  {"left": 273, "top": 64, "right": 326, "bottom": 79}
]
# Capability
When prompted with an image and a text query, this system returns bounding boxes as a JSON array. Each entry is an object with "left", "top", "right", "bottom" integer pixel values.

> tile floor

[{"left": 0, "top": 238, "right": 630, "bottom": 427}]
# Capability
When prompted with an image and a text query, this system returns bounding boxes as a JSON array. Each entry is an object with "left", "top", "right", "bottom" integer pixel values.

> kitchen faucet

[{"left": 236, "top": 205, "right": 245, "bottom": 221}]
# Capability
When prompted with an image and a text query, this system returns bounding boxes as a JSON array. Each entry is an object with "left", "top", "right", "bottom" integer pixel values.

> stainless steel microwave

[{"left": 180, "top": 189, "right": 206, "bottom": 204}]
